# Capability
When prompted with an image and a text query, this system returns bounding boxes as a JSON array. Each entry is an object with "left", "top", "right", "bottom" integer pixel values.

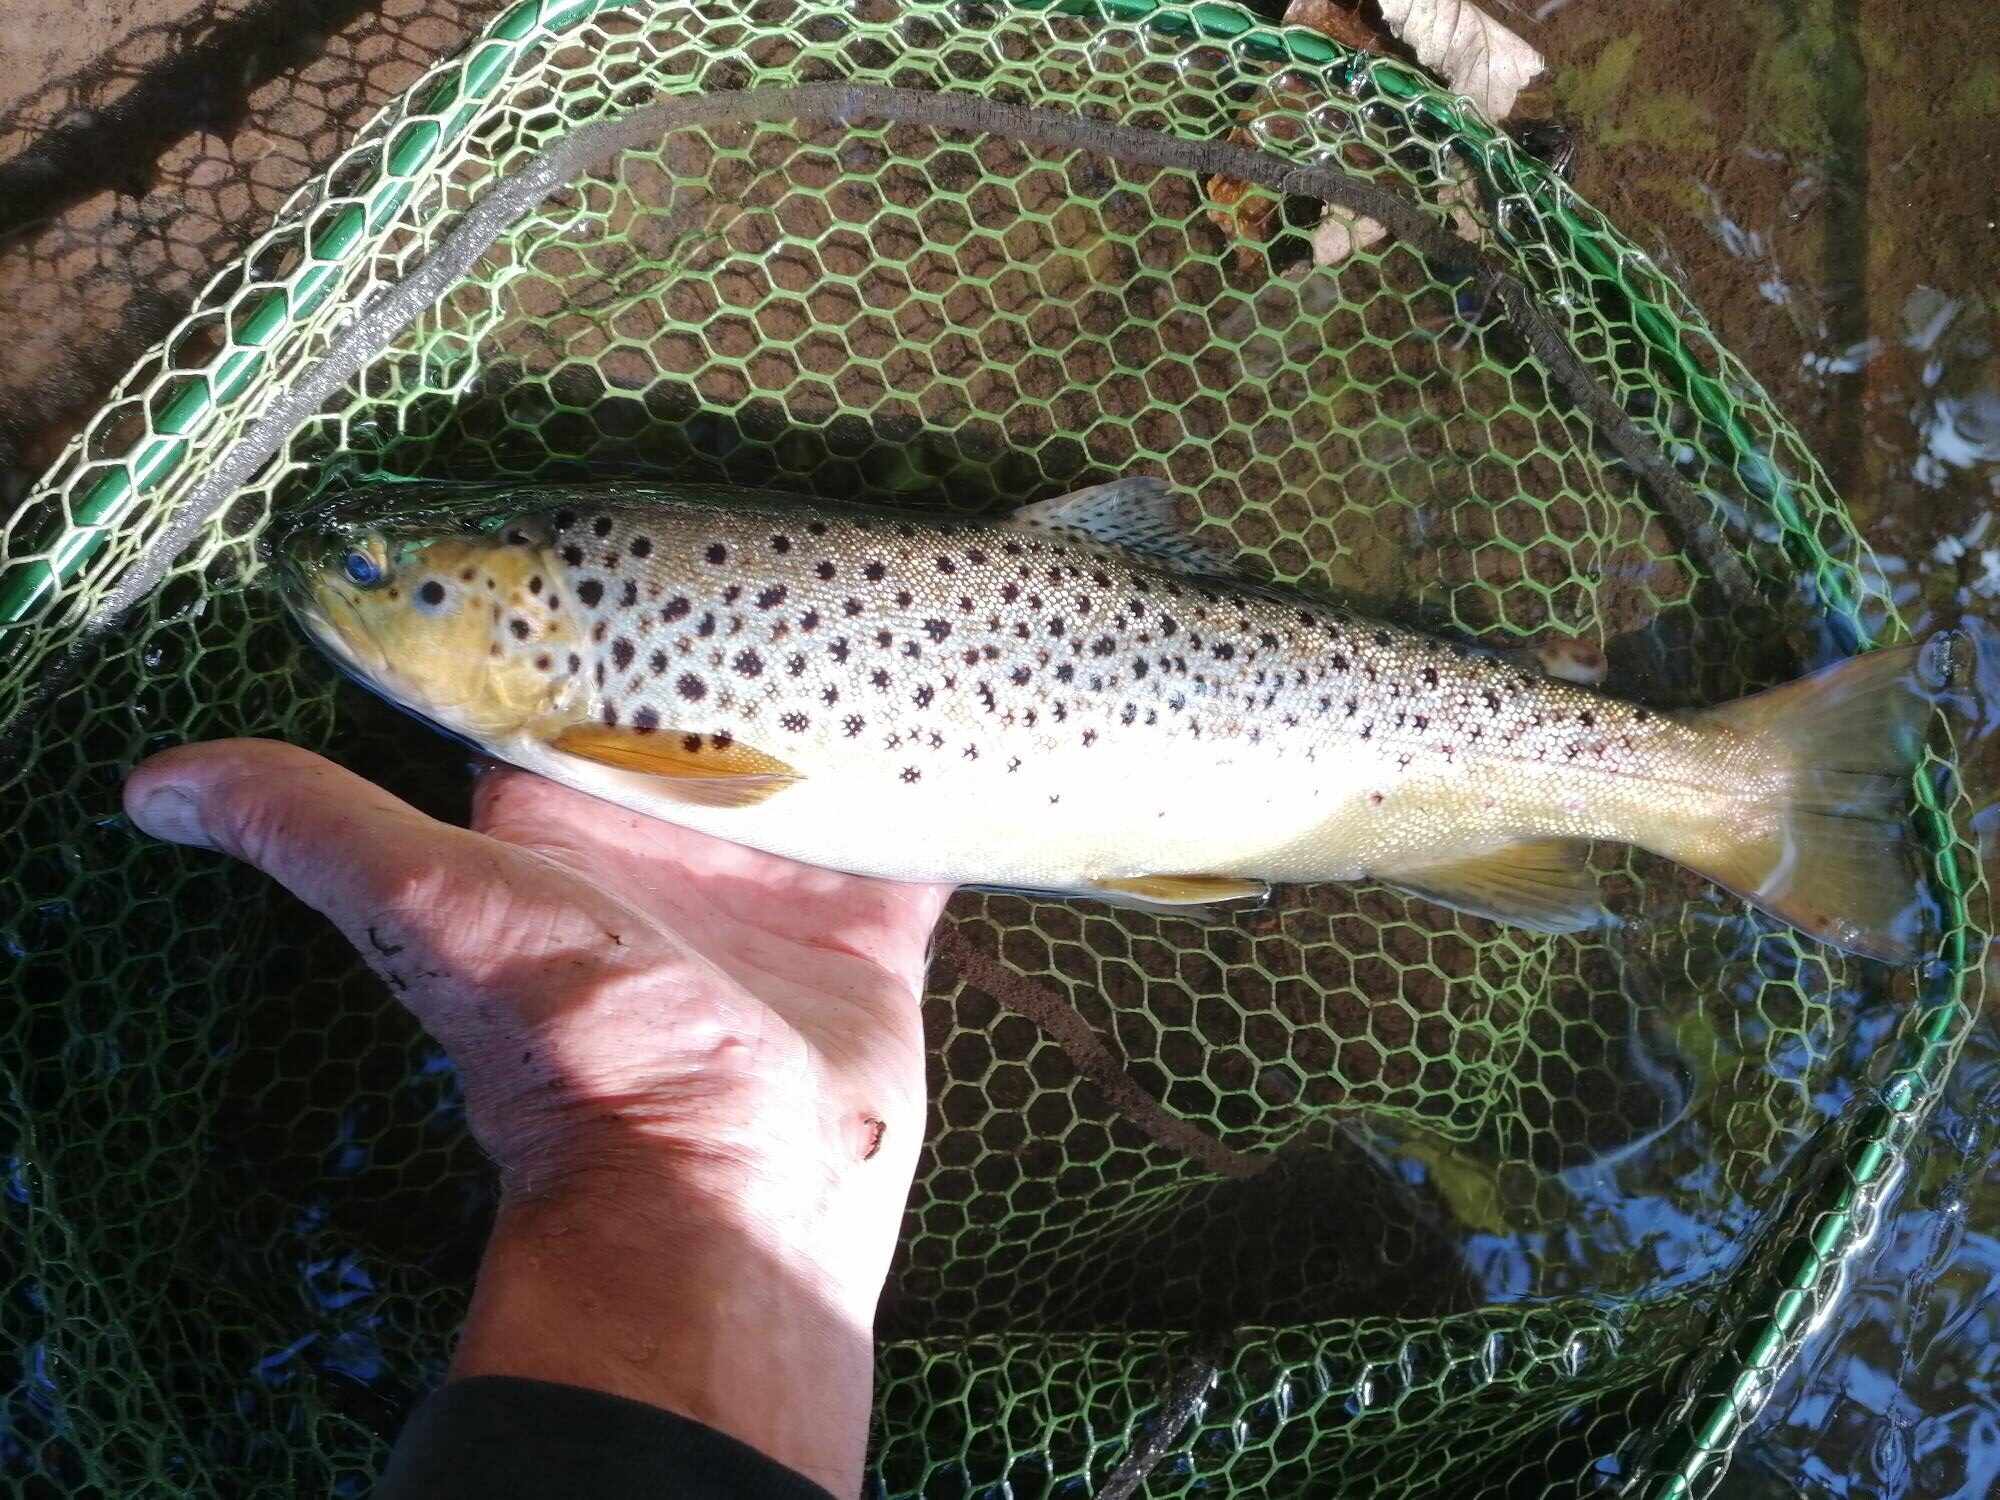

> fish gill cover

[{"left": 0, "top": 1, "right": 1986, "bottom": 1497}]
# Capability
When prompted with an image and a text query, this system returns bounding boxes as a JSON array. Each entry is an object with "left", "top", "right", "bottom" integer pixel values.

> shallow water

[{"left": 1533, "top": 1, "right": 2000, "bottom": 1490}]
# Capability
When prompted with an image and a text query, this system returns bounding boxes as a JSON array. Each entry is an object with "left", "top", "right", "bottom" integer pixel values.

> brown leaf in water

[
  {"left": 1283, "top": 0, "right": 1392, "bottom": 55},
  {"left": 1205, "top": 0, "right": 1385, "bottom": 246},
  {"left": 1375, "top": 0, "right": 1547, "bottom": 124}
]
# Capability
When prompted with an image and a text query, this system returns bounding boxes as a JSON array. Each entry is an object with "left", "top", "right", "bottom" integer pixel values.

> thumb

[{"left": 122, "top": 738, "right": 505, "bottom": 965}]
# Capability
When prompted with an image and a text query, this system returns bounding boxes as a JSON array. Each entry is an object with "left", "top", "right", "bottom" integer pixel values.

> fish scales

[
  {"left": 346, "top": 496, "right": 1769, "bottom": 881},
  {"left": 283, "top": 482, "right": 1936, "bottom": 959}
]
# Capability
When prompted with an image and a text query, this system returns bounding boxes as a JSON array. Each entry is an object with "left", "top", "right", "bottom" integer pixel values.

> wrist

[{"left": 450, "top": 1151, "right": 904, "bottom": 1495}]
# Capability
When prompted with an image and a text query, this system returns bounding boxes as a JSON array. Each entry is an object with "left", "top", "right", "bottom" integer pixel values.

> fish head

[{"left": 275, "top": 499, "right": 581, "bottom": 742}]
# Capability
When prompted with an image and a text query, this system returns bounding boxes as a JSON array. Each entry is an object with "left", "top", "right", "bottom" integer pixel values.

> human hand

[{"left": 123, "top": 738, "right": 953, "bottom": 1495}]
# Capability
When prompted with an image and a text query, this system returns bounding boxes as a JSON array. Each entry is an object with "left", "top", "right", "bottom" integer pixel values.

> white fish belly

[{"left": 503, "top": 730, "right": 1381, "bottom": 889}]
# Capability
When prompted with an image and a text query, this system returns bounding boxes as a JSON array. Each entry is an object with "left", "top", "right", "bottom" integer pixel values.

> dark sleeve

[{"left": 376, "top": 1376, "right": 842, "bottom": 1500}]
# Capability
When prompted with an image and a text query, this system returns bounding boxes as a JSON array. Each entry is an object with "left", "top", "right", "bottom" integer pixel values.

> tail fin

[{"left": 1683, "top": 644, "right": 1938, "bottom": 962}]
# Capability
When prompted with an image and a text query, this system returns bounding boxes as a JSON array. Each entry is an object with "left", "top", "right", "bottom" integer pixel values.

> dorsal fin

[{"left": 1008, "top": 478, "right": 1235, "bottom": 578}]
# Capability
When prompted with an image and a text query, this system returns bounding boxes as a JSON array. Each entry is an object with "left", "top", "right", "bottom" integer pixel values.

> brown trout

[{"left": 277, "top": 478, "right": 1934, "bottom": 961}]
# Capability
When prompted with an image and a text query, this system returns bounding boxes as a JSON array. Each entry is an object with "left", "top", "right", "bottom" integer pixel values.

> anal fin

[
  {"left": 1090, "top": 873, "right": 1272, "bottom": 908},
  {"left": 551, "top": 723, "right": 800, "bottom": 809},
  {"left": 1377, "top": 840, "right": 1605, "bottom": 935}
]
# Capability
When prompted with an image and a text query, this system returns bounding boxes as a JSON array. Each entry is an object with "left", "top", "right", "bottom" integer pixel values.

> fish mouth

[{"left": 279, "top": 571, "right": 393, "bottom": 686}]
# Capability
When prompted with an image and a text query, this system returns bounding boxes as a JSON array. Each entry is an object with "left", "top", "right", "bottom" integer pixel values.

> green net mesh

[{"left": 0, "top": 1, "right": 1987, "bottom": 1495}]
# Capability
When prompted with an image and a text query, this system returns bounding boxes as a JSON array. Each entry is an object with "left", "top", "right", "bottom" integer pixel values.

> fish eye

[{"left": 339, "top": 537, "right": 389, "bottom": 589}]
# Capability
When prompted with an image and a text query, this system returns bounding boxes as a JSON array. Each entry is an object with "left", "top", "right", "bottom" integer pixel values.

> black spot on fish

[
  {"left": 619, "top": 580, "right": 638, "bottom": 608},
  {"left": 808, "top": 521, "right": 827, "bottom": 537},
  {"left": 816, "top": 560, "right": 837, "bottom": 580},
  {"left": 864, "top": 561, "right": 887, "bottom": 582},
  {"left": 681, "top": 733, "right": 702, "bottom": 752},
  {"left": 913, "top": 684, "right": 934, "bottom": 708},
  {"left": 663, "top": 596, "right": 691, "bottom": 622},
  {"left": 705, "top": 543, "right": 727, "bottom": 565},
  {"left": 589, "top": 515, "right": 611, "bottom": 537},
  {"left": 780, "top": 712, "right": 808, "bottom": 732},
  {"left": 1082, "top": 729, "right": 1097, "bottom": 746},
  {"left": 1160, "top": 615, "right": 1178, "bottom": 637},
  {"left": 771, "top": 535, "right": 791, "bottom": 554},
  {"left": 629, "top": 536, "right": 653, "bottom": 559},
  {"left": 787, "top": 653, "right": 806, "bottom": 676},
  {"left": 843, "top": 598, "right": 864, "bottom": 616},
  {"left": 870, "top": 669, "right": 890, "bottom": 689},
  {"left": 1055, "top": 663, "right": 1075, "bottom": 684},
  {"left": 1421, "top": 666, "right": 1439, "bottom": 687},
  {"left": 1374, "top": 631, "right": 1392, "bottom": 647},
  {"left": 722, "top": 584, "right": 742, "bottom": 605},
  {"left": 418, "top": 580, "right": 446, "bottom": 607},
  {"left": 567, "top": 652, "right": 582, "bottom": 673},
  {"left": 611, "top": 638, "right": 634, "bottom": 670},
  {"left": 534, "top": 653, "right": 552, "bottom": 671},
  {"left": 894, "top": 589, "right": 913, "bottom": 607},
  {"left": 821, "top": 685, "right": 839, "bottom": 705},
  {"left": 1482, "top": 689, "right": 1502, "bottom": 712},
  {"left": 649, "top": 649, "right": 668, "bottom": 674},
  {"left": 697, "top": 613, "right": 716, "bottom": 637},
  {"left": 1634, "top": 708, "right": 1651, "bottom": 722},
  {"left": 1009, "top": 666, "right": 1031, "bottom": 685},
  {"left": 733, "top": 650, "right": 763, "bottom": 677},
  {"left": 843, "top": 715, "right": 864, "bottom": 736},
  {"left": 1579, "top": 710, "right": 1596, "bottom": 728},
  {"left": 1212, "top": 642, "right": 1235, "bottom": 661},
  {"left": 561, "top": 544, "right": 583, "bottom": 566},
  {"left": 633, "top": 707, "right": 660, "bottom": 733},
  {"left": 901, "top": 766, "right": 921, "bottom": 783},
  {"left": 799, "top": 609, "right": 820, "bottom": 632},
  {"left": 935, "top": 557, "right": 956, "bottom": 575},
  {"left": 677, "top": 675, "right": 706, "bottom": 701},
  {"left": 509, "top": 617, "right": 532, "bottom": 641},
  {"left": 1091, "top": 636, "right": 1115, "bottom": 656},
  {"left": 601, "top": 704, "right": 618, "bottom": 726},
  {"left": 577, "top": 579, "right": 604, "bottom": 607},
  {"left": 757, "top": 585, "right": 787, "bottom": 610}
]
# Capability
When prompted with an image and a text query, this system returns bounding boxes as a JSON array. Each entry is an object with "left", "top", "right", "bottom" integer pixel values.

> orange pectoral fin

[{"left": 551, "top": 723, "right": 800, "bottom": 809}]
